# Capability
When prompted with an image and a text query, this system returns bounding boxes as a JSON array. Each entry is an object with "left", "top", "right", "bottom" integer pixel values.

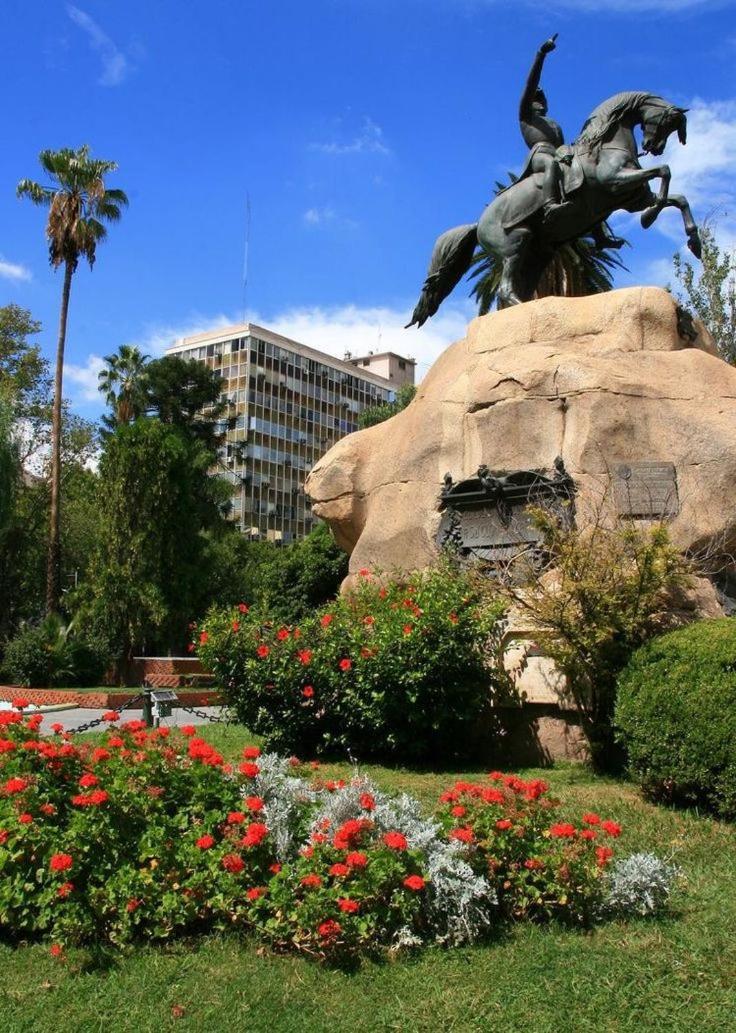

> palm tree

[
  {"left": 469, "top": 174, "right": 628, "bottom": 315},
  {"left": 17, "top": 145, "right": 127, "bottom": 614},
  {"left": 98, "top": 344, "right": 149, "bottom": 426}
]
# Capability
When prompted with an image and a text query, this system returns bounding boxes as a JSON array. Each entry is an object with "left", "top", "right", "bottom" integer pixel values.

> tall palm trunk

[{"left": 46, "top": 259, "right": 73, "bottom": 614}]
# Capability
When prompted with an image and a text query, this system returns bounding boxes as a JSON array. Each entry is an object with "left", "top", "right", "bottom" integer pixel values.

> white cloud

[
  {"left": 263, "top": 301, "right": 473, "bottom": 379},
  {"left": 64, "top": 353, "right": 105, "bottom": 403},
  {"left": 138, "top": 313, "right": 236, "bottom": 356},
  {"left": 67, "top": 5, "right": 129, "bottom": 86},
  {"left": 311, "top": 118, "right": 391, "bottom": 157},
  {"left": 0, "top": 257, "right": 31, "bottom": 282},
  {"left": 303, "top": 206, "right": 336, "bottom": 226}
]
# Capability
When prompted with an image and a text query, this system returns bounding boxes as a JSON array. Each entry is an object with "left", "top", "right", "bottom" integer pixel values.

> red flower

[
  {"left": 333, "top": 818, "right": 369, "bottom": 850},
  {"left": 0, "top": 830, "right": 8, "bottom": 845},
  {"left": 18, "top": 813, "right": 33, "bottom": 825},
  {"left": 243, "top": 745, "right": 261, "bottom": 759},
  {"left": 402, "top": 624, "right": 413, "bottom": 636},
  {"left": 363, "top": 615, "right": 375, "bottom": 626},
  {"left": 227, "top": 811, "right": 246, "bottom": 825},
  {"left": 246, "top": 886, "right": 266, "bottom": 900},
  {"left": 338, "top": 897, "right": 359, "bottom": 913},
  {"left": 196, "top": 834, "right": 215, "bottom": 850},
  {"left": 245, "top": 796, "right": 264, "bottom": 812},
  {"left": 302, "top": 685, "right": 314, "bottom": 699},
  {"left": 239, "top": 762, "right": 260, "bottom": 778},
  {"left": 256, "top": 644, "right": 270, "bottom": 659},
  {"left": 318, "top": 919, "right": 341, "bottom": 940},
  {"left": 601, "top": 820, "right": 622, "bottom": 838},
  {"left": 51, "top": 723, "right": 64, "bottom": 734},
  {"left": 358, "top": 568, "right": 371, "bottom": 577},
  {"left": 524, "top": 858, "right": 544, "bottom": 871},
  {"left": 180, "top": 725, "right": 196, "bottom": 737},
  {"left": 300, "top": 874, "right": 322, "bottom": 888},
  {"left": 231, "top": 621, "right": 240, "bottom": 633},
  {"left": 241, "top": 822, "right": 268, "bottom": 847},
  {"left": 346, "top": 851, "right": 368, "bottom": 868},
  {"left": 403, "top": 875, "right": 425, "bottom": 891},
  {"left": 329, "top": 863, "right": 350, "bottom": 877},
  {"left": 50, "top": 944, "right": 64, "bottom": 958},
  {"left": 57, "top": 881, "right": 74, "bottom": 899},
  {"left": 488, "top": 771, "right": 504, "bottom": 781},
  {"left": 448, "top": 612, "right": 459, "bottom": 624},
  {"left": 3, "top": 776, "right": 28, "bottom": 795},
  {"left": 269, "top": 862, "right": 282, "bottom": 874},
  {"left": 40, "top": 803, "right": 55, "bottom": 816},
  {"left": 448, "top": 827, "right": 474, "bottom": 844},
  {"left": 548, "top": 823, "right": 577, "bottom": 839},
  {"left": 102, "top": 711, "right": 119, "bottom": 722},
  {"left": 580, "top": 829, "right": 597, "bottom": 841},
  {"left": 222, "top": 853, "right": 245, "bottom": 874},
  {"left": 596, "top": 845, "right": 614, "bottom": 867},
  {"left": 187, "top": 642, "right": 196, "bottom": 653},
  {"left": 359, "top": 793, "right": 376, "bottom": 811},
  {"left": 450, "top": 805, "right": 467, "bottom": 817},
  {"left": 582, "top": 812, "right": 601, "bottom": 826},
  {"left": 360, "top": 648, "right": 374, "bottom": 659},
  {"left": 12, "top": 697, "right": 29, "bottom": 710},
  {"left": 91, "top": 748, "right": 110, "bottom": 764},
  {"left": 127, "top": 898, "right": 142, "bottom": 912},
  {"left": 50, "top": 853, "right": 73, "bottom": 872},
  {"left": 199, "top": 631, "right": 209, "bottom": 645},
  {"left": 383, "top": 831, "right": 408, "bottom": 851},
  {"left": 495, "top": 819, "right": 513, "bottom": 831},
  {"left": 339, "top": 658, "right": 352, "bottom": 672},
  {"left": 297, "top": 649, "right": 313, "bottom": 665},
  {"left": 238, "top": 602, "right": 249, "bottom": 614},
  {"left": 79, "top": 773, "right": 99, "bottom": 788},
  {"left": 320, "top": 614, "right": 334, "bottom": 628}
]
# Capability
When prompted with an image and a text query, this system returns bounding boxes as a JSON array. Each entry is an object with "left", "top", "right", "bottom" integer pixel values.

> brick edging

[{"left": 0, "top": 687, "right": 221, "bottom": 710}]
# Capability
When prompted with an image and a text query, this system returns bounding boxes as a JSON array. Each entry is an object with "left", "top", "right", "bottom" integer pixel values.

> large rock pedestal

[
  {"left": 305, "top": 287, "right": 736, "bottom": 763},
  {"left": 307, "top": 287, "right": 735, "bottom": 589}
]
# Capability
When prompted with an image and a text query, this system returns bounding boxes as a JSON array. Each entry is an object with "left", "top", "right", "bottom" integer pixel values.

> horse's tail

[{"left": 405, "top": 223, "right": 478, "bottom": 328}]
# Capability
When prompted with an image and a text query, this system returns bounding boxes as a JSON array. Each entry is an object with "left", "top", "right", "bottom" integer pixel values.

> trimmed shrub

[
  {"left": 615, "top": 618, "right": 736, "bottom": 819},
  {"left": 196, "top": 564, "right": 507, "bottom": 761},
  {"left": 2, "top": 616, "right": 109, "bottom": 687}
]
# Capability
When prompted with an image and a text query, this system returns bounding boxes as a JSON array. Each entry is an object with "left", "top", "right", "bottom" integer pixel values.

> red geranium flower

[
  {"left": 402, "top": 624, "right": 413, "bottom": 636},
  {"left": 580, "top": 829, "right": 597, "bottom": 840},
  {"left": 79, "top": 773, "right": 99, "bottom": 788},
  {"left": 449, "top": 827, "right": 474, "bottom": 843},
  {"left": 243, "top": 746, "right": 261, "bottom": 759},
  {"left": 383, "top": 831, "right": 408, "bottom": 851},
  {"left": 127, "top": 898, "right": 142, "bottom": 912},
  {"left": 359, "top": 792, "right": 376, "bottom": 811},
  {"left": 269, "top": 862, "right": 282, "bottom": 874},
  {"left": 338, "top": 897, "right": 359, "bottom": 913},
  {"left": 496, "top": 819, "right": 513, "bottom": 831},
  {"left": 102, "top": 711, "right": 119, "bottom": 722},
  {"left": 222, "top": 853, "right": 245, "bottom": 874},
  {"left": 302, "top": 685, "right": 314, "bottom": 698},
  {"left": 245, "top": 796, "right": 264, "bottom": 812},
  {"left": 50, "top": 853, "right": 73, "bottom": 872},
  {"left": 180, "top": 725, "right": 196, "bottom": 737},
  {"left": 12, "top": 698, "right": 29, "bottom": 710},
  {"left": 320, "top": 614, "right": 333, "bottom": 628},
  {"left": 199, "top": 631, "right": 209, "bottom": 645},
  {"left": 403, "top": 875, "right": 425, "bottom": 891},
  {"left": 247, "top": 886, "right": 266, "bottom": 900},
  {"left": 339, "top": 658, "right": 352, "bottom": 672},
  {"left": 358, "top": 568, "right": 371, "bottom": 577},
  {"left": 241, "top": 822, "right": 268, "bottom": 847},
  {"left": 582, "top": 812, "right": 601, "bottom": 826},
  {"left": 57, "top": 881, "right": 74, "bottom": 899},
  {"left": 40, "top": 803, "right": 55, "bottom": 816},
  {"left": 231, "top": 621, "right": 240, "bottom": 633},
  {"left": 18, "top": 813, "right": 33, "bottom": 825},
  {"left": 227, "top": 811, "right": 246, "bottom": 825},
  {"left": 196, "top": 834, "right": 215, "bottom": 850},
  {"left": 549, "top": 823, "right": 577, "bottom": 839},
  {"left": 238, "top": 603, "right": 249, "bottom": 614},
  {"left": 329, "top": 863, "right": 350, "bottom": 878},
  {"left": 50, "top": 944, "right": 64, "bottom": 958},
  {"left": 301, "top": 874, "right": 322, "bottom": 888},
  {"left": 3, "top": 776, "right": 28, "bottom": 796},
  {"left": 596, "top": 845, "right": 614, "bottom": 866},
  {"left": 318, "top": 919, "right": 341, "bottom": 940},
  {"left": 601, "top": 820, "right": 622, "bottom": 838},
  {"left": 524, "top": 858, "right": 544, "bottom": 871},
  {"left": 346, "top": 851, "right": 368, "bottom": 868},
  {"left": 297, "top": 649, "right": 313, "bottom": 665},
  {"left": 239, "top": 762, "right": 260, "bottom": 778},
  {"left": 256, "top": 644, "right": 270, "bottom": 659}
]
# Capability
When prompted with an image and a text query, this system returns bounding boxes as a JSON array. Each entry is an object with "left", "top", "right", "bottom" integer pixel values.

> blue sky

[{"left": 2, "top": 0, "right": 735, "bottom": 418}]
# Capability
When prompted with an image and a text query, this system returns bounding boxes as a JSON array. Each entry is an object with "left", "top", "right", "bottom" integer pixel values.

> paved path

[{"left": 37, "top": 705, "right": 227, "bottom": 735}]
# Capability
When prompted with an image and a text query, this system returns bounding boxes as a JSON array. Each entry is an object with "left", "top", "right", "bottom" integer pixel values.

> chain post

[{"left": 142, "top": 686, "right": 154, "bottom": 728}]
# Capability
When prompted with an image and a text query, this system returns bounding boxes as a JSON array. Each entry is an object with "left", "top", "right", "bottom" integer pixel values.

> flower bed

[{"left": 0, "top": 706, "right": 679, "bottom": 961}]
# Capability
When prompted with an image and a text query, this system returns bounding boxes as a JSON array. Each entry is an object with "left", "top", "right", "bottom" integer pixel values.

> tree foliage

[
  {"left": 672, "top": 224, "right": 736, "bottom": 363},
  {"left": 357, "top": 384, "right": 417, "bottom": 429}
]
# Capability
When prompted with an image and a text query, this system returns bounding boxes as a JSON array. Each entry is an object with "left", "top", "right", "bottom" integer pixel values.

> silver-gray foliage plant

[{"left": 603, "top": 852, "right": 681, "bottom": 917}]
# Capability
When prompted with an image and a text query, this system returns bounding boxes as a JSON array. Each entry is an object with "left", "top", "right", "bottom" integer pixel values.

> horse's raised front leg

[
  {"left": 598, "top": 163, "right": 671, "bottom": 227},
  {"left": 663, "top": 194, "right": 701, "bottom": 258}
]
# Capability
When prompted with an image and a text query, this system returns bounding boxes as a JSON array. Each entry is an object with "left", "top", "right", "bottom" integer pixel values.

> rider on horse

[{"left": 518, "top": 34, "right": 566, "bottom": 220}]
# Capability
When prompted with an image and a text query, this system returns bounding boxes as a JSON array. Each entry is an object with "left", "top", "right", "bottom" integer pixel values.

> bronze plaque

[
  {"left": 460, "top": 507, "right": 539, "bottom": 548},
  {"left": 612, "top": 461, "right": 678, "bottom": 518}
]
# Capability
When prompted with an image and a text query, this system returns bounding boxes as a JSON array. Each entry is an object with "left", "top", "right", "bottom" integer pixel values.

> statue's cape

[{"left": 502, "top": 145, "right": 585, "bottom": 230}]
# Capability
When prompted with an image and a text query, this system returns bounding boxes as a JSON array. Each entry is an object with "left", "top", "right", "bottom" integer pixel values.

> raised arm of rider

[{"left": 519, "top": 35, "right": 557, "bottom": 123}]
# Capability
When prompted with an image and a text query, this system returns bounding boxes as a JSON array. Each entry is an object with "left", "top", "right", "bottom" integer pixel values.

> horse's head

[{"left": 641, "top": 101, "right": 688, "bottom": 157}]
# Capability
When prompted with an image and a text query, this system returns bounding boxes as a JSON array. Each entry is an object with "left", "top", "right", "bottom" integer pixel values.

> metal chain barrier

[
  {"left": 71, "top": 691, "right": 147, "bottom": 735},
  {"left": 176, "top": 703, "right": 233, "bottom": 725}
]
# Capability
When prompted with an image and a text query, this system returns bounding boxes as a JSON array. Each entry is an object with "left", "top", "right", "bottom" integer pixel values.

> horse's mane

[{"left": 575, "top": 92, "right": 664, "bottom": 148}]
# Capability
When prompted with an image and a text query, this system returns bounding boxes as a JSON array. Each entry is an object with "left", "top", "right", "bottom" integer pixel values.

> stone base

[{"left": 495, "top": 704, "right": 590, "bottom": 766}]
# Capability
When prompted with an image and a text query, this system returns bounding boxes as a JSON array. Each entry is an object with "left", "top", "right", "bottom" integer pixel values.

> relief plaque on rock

[
  {"left": 437, "top": 457, "right": 576, "bottom": 575},
  {"left": 612, "top": 461, "right": 678, "bottom": 519}
]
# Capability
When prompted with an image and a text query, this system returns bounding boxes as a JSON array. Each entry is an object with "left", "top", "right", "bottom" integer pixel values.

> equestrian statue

[{"left": 406, "top": 35, "right": 701, "bottom": 324}]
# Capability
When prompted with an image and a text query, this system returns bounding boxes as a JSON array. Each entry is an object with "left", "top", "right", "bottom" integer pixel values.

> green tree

[
  {"left": 672, "top": 224, "right": 736, "bottom": 363},
  {"left": 98, "top": 344, "right": 149, "bottom": 426},
  {"left": 357, "top": 383, "right": 417, "bottom": 429},
  {"left": 144, "top": 355, "right": 227, "bottom": 449},
  {"left": 81, "top": 419, "right": 230, "bottom": 677},
  {"left": 17, "top": 145, "right": 128, "bottom": 614}
]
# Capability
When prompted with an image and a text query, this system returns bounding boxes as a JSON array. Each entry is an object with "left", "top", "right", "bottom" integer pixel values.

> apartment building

[{"left": 167, "top": 322, "right": 415, "bottom": 542}]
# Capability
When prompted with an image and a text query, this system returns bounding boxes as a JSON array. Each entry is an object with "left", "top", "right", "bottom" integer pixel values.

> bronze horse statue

[{"left": 407, "top": 91, "right": 701, "bottom": 323}]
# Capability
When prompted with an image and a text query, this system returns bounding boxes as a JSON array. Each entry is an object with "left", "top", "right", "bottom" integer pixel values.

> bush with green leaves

[
  {"left": 2, "top": 615, "right": 110, "bottom": 688},
  {"left": 197, "top": 564, "right": 506, "bottom": 761},
  {"left": 615, "top": 618, "right": 736, "bottom": 820}
]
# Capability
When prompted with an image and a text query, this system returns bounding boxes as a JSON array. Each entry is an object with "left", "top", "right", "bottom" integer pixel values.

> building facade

[{"left": 167, "top": 323, "right": 414, "bottom": 542}]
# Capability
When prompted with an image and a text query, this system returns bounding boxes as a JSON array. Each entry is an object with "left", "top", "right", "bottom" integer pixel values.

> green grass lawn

[{"left": 2, "top": 725, "right": 735, "bottom": 1033}]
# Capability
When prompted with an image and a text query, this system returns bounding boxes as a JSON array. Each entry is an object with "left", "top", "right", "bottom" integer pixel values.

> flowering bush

[
  {"left": 0, "top": 709, "right": 675, "bottom": 961},
  {"left": 435, "top": 773, "right": 624, "bottom": 923},
  {"left": 196, "top": 563, "right": 506, "bottom": 761}
]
